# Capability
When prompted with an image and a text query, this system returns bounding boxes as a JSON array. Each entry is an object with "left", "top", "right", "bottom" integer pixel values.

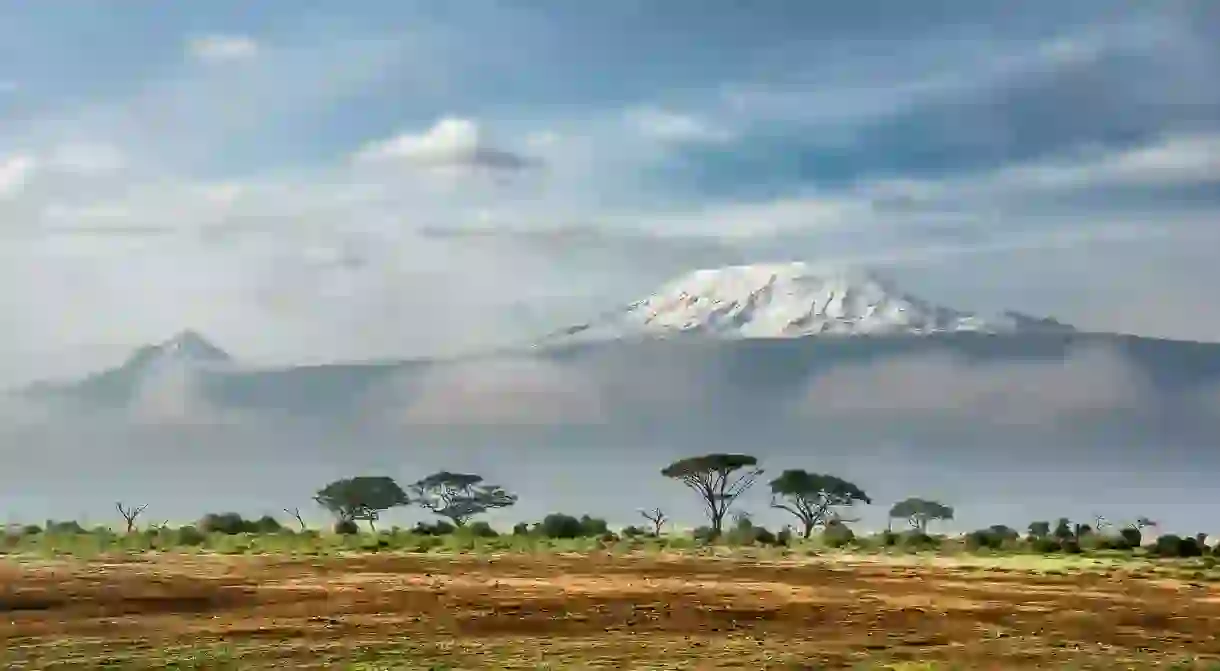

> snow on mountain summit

[{"left": 555, "top": 262, "right": 1074, "bottom": 341}]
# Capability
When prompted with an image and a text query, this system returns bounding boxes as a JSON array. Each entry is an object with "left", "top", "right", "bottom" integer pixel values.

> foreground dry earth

[{"left": 2, "top": 552, "right": 1220, "bottom": 669}]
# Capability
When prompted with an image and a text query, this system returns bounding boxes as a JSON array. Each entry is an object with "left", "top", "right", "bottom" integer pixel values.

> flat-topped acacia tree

[
  {"left": 408, "top": 471, "right": 517, "bottom": 527},
  {"left": 661, "top": 453, "right": 761, "bottom": 538},
  {"left": 888, "top": 497, "right": 954, "bottom": 534},
  {"left": 769, "top": 470, "right": 871, "bottom": 539},
  {"left": 313, "top": 476, "right": 409, "bottom": 533}
]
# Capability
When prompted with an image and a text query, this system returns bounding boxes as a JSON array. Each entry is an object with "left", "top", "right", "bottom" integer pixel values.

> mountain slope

[
  {"left": 23, "top": 330, "right": 235, "bottom": 407},
  {"left": 548, "top": 263, "right": 1074, "bottom": 343}
]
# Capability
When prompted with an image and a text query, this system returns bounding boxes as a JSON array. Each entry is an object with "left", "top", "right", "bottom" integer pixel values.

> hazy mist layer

[{"left": 5, "top": 333, "right": 1219, "bottom": 535}]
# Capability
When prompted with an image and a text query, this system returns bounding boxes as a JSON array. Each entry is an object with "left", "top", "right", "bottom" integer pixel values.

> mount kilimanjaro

[
  {"left": 543, "top": 262, "right": 1075, "bottom": 342},
  {"left": 14, "top": 263, "right": 1220, "bottom": 437}
]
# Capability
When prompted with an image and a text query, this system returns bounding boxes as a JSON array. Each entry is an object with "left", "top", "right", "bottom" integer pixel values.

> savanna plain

[{"left": 4, "top": 535, "right": 1220, "bottom": 670}]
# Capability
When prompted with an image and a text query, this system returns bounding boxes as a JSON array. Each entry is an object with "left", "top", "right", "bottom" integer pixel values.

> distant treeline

[{"left": 3, "top": 453, "right": 1213, "bottom": 559}]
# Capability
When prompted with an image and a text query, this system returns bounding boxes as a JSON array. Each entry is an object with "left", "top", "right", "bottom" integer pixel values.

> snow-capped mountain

[{"left": 551, "top": 262, "right": 1075, "bottom": 342}]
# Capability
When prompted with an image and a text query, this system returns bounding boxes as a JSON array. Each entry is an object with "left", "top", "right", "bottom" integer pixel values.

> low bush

[
  {"left": 173, "top": 525, "right": 208, "bottom": 547},
  {"left": 199, "top": 512, "right": 282, "bottom": 535},
  {"left": 1152, "top": 534, "right": 1204, "bottom": 558},
  {"left": 464, "top": 521, "right": 499, "bottom": 538},
  {"left": 333, "top": 520, "right": 360, "bottom": 535},
  {"left": 1119, "top": 527, "right": 1143, "bottom": 548},
  {"left": 821, "top": 522, "right": 855, "bottom": 548},
  {"left": 413, "top": 520, "right": 457, "bottom": 536},
  {"left": 900, "top": 531, "right": 938, "bottom": 550},
  {"left": 538, "top": 513, "right": 584, "bottom": 539}
]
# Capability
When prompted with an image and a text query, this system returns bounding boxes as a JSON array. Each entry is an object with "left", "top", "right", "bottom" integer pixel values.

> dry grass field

[{"left": 3, "top": 551, "right": 1220, "bottom": 669}]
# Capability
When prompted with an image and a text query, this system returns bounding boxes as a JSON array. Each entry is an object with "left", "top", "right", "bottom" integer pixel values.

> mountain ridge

[{"left": 12, "top": 265, "right": 1220, "bottom": 424}]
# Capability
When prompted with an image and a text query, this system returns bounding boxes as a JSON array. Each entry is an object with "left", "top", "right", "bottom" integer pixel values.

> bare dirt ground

[{"left": 3, "top": 552, "right": 1220, "bottom": 669}]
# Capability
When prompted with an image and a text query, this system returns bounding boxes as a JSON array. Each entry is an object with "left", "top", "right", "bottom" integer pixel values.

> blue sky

[{"left": 1, "top": 1, "right": 1219, "bottom": 383}]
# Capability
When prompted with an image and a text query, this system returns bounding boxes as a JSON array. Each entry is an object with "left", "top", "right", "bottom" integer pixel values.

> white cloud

[
  {"left": 47, "top": 143, "right": 125, "bottom": 175},
  {"left": 1009, "top": 133, "right": 1220, "bottom": 190},
  {"left": 353, "top": 117, "right": 534, "bottom": 172},
  {"left": 0, "top": 154, "right": 37, "bottom": 199},
  {"left": 626, "top": 107, "right": 733, "bottom": 144},
  {"left": 857, "top": 132, "right": 1220, "bottom": 208},
  {"left": 187, "top": 34, "right": 260, "bottom": 63}
]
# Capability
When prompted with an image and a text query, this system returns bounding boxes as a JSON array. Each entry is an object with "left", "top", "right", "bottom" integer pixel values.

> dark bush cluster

[
  {"left": 1152, "top": 534, "right": 1207, "bottom": 558},
  {"left": 333, "top": 519, "right": 360, "bottom": 535},
  {"left": 199, "top": 512, "right": 282, "bottom": 535},
  {"left": 821, "top": 522, "right": 855, "bottom": 548},
  {"left": 965, "top": 525, "right": 1021, "bottom": 551},
  {"left": 412, "top": 520, "right": 457, "bottom": 536},
  {"left": 525, "top": 513, "right": 613, "bottom": 539}
]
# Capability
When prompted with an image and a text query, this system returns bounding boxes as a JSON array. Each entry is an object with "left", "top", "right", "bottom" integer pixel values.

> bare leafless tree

[
  {"left": 640, "top": 507, "right": 667, "bottom": 536},
  {"left": 284, "top": 507, "right": 307, "bottom": 531},
  {"left": 115, "top": 502, "right": 147, "bottom": 534}
]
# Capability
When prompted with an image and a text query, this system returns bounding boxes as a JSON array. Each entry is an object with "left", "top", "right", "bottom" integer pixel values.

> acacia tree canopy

[
  {"left": 887, "top": 497, "right": 954, "bottom": 533},
  {"left": 313, "top": 476, "right": 409, "bottom": 532},
  {"left": 409, "top": 471, "right": 517, "bottom": 526},
  {"left": 661, "top": 453, "right": 761, "bottom": 536},
  {"left": 769, "top": 470, "right": 871, "bottom": 539}
]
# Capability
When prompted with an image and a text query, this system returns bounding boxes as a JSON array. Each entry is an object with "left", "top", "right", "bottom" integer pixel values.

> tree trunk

[
  {"left": 367, "top": 519, "right": 377, "bottom": 533},
  {"left": 802, "top": 520, "right": 814, "bottom": 539}
]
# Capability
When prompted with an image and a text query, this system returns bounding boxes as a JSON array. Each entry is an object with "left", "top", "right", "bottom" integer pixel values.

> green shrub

[
  {"left": 413, "top": 520, "right": 456, "bottom": 536},
  {"left": 1119, "top": 527, "right": 1142, "bottom": 548},
  {"left": 965, "top": 529, "right": 1004, "bottom": 550},
  {"left": 727, "top": 524, "right": 779, "bottom": 546},
  {"left": 465, "top": 521, "right": 498, "bottom": 538},
  {"left": 578, "top": 514, "right": 609, "bottom": 537},
  {"left": 691, "top": 526, "right": 717, "bottom": 543},
  {"left": 199, "top": 512, "right": 253, "bottom": 535},
  {"left": 1031, "top": 537, "right": 1063, "bottom": 553},
  {"left": 511, "top": 522, "right": 531, "bottom": 536},
  {"left": 174, "top": 525, "right": 208, "bottom": 547},
  {"left": 900, "top": 531, "right": 937, "bottom": 550},
  {"left": 251, "top": 515, "right": 282, "bottom": 533},
  {"left": 1084, "top": 533, "right": 1135, "bottom": 551},
  {"left": 1152, "top": 534, "right": 1203, "bottom": 558},
  {"left": 46, "top": 520, "right": 87, "bottom": 534},
  {"left": 333, "top": 520, "right": 360, "bottom": 535},
  {"left": 538, "top": 513, "right": 610, "bottom": 539},
  {"left": 538, "top": 513, "right": 583, "bottom": 539},
  {"left": 821, "top": 522, "right": 855, "bottom": 548}
]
